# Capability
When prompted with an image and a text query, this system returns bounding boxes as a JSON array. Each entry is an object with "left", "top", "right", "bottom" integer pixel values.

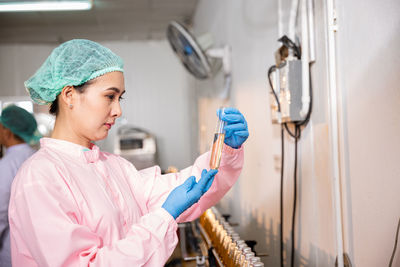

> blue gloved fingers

[
  {"left": 225, "top": 130, "right": 249, "bottom": 139},
  {"left": 183, "top": 176, "right": 197, "bottom": 192},
  {"left": 192, "top": 169, "right": 218, "bottom": 196},
  {"left": 225, "top": 129, "right": 249, "bottom": 139},
  {"left": 221, "top": 107, "right": 241, "bottom": 114},
  {"left": 162, "top": 177, "right": 196, "bottom": 219},
  {"left": 224, "top": 122, "right": 247, "bottom": 132},
  {"left": 196, "top": 169, "right": 218, "bottom": 191},
  {"left": 162, "top": 175, "right": 210, "bottom": 219},
  {"left": 216, "top": 107, "right": 241, "bottom": 119},
  {"left": 201, "top": 175, "right": 216, "bottom": 194},
  {"left": 196, "top": 169, "right": 209, "bottom": 193},
  {"left": 224, "top": 125, "right": 249, "bottom": 148},
  {"left": 217, "top": 108, "right": 244, "bottom": 121},
  {"left": 216, "top": 107, "right": 249, "bottom": 148},
  {"left": 196, "top": 169, "right": 208, "bottom": 190},
  {"left": 224, "top": 123, "right": 248, "bottom": 138},
  {"left": 221, "top": 114, "right": 245, "bottom": 124},
  {"left": 219, "top": 110, "right": 248, "bottom": 132},
  {"left": 234, "top": 130, "right": 250, "bottom": 138}
]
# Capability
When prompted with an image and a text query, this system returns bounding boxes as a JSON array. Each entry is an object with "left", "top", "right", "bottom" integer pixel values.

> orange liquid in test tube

[
  {"left": 210, "top": 133, "right": 225, "bottom": 169},
  {"left": 209, "top": 108, "right": 226, "bottom": 170}
]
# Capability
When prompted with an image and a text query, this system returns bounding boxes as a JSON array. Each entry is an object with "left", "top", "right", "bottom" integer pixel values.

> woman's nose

[{"left": 112, "top": 101, "right": 122, "bottom": 118}]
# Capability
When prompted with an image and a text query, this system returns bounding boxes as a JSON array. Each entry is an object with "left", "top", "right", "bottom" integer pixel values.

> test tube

[
  {"left": 238, "top": 253, "right": 246, "bottom": 266},
  {"left": 244, "top": 252, "right": 255, "bottom": 266},
  {"left": 231, "top": 246, "right": 240, "bottom": 267},
  {"left": 210, "top": 107, "right": 227, "bottom": 169},
  {"left": 222, "top": 236, "right": 232, "bottom": 264},
  {"left": 231, "top": 233, "right": 240, "bottom": 241},
  {"left": 243, "top": 247, "right": 252, "bottom": 254},
  {"left": 236, "top": 239, "right": 246, "bottom": 246},
  {"left": 250, "top": 257, "right": 261, "bottom": 264}
]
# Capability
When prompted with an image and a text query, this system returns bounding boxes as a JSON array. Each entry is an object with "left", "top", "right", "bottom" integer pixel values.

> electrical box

[{"left": 270, "top": 59, "right": 303, "bottom": 123}]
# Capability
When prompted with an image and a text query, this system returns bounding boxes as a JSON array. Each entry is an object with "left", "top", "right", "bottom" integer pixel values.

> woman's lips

[{"left": 104, "top": 123, "right": 112, "bottom": 129}]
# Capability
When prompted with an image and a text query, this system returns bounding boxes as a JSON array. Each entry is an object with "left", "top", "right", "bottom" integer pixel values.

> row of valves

[{"left": 199, "top": 208, "right": 264, "bottom": 267}]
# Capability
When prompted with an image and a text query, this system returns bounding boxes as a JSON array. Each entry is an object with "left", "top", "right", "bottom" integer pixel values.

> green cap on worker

[
  {"left": 24, "top": 39, "right": 124, "bottom": 105},
  {"left": 0, "top": 105, "right": 41, "bottom": 145}
]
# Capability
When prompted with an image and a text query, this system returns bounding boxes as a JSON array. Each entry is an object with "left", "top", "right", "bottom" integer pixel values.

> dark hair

[
  {"left": 49, "top": 82, "right": 90, "bottom": 116},
  {"left": 13, "top": 133, "right": 24, "bottom": 143}
]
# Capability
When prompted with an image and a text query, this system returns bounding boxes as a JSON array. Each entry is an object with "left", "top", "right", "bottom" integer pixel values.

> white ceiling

[{"left": 0, "top": 0, "right": 198, "bottom": 44}]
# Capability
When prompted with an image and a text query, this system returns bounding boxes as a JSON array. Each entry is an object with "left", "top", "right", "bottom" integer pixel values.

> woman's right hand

[{"left": 162, "top": 169, "right": 218, "bottom": 219}]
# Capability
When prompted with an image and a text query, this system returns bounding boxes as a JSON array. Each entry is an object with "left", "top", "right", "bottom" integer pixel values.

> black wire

[
  {"left": 290, "top": 125, "right": 300, "bottom": 267},
  {"left": 280, "top": 126, "right": 285, "bottom": 267},
  {"left": 286, "top": 69, "right": 313, "bottom": 266},
  {"left": 284, "top": 123, "right": 301, "bottom": 139},
  {"left": 268, "top": 65, "right": 280, "bottom": 112},
  {"left": 268, "top": 58, "right": 313, "bottom": 267},
  {"left": 389, "top": 217, "right": 400, "bottom": 267},
  {"left": 269, "top": 64, "right": 285, "bottom": 267}
]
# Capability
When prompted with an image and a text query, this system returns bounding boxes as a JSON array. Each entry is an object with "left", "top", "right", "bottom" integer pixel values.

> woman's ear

[{"left": 59, "top": 86, "right": 75, "bottom": 109}]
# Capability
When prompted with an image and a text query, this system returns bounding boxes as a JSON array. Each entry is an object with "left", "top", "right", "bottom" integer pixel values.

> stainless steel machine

[{"left": 113, "top": 125, "right": 157, "bottom": 170}]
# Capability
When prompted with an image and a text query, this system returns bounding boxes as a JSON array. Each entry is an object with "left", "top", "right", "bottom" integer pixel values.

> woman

[{"left": 9, "top": 39, "right": 248, "bottom": 266}]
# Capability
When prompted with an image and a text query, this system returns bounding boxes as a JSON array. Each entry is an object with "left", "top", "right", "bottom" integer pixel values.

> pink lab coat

[{"left": 8, "top": 138, "right": 243, "bottom": 266}]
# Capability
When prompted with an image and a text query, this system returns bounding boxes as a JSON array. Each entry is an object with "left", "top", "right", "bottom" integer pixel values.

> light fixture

[{"left": 0, "top": 1, "right": 93, "bottom": 12}]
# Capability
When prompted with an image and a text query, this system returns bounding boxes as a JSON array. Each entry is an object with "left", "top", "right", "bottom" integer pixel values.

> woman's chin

[{"left": 92, "top": 133, "right": 108, "bottom": 141}]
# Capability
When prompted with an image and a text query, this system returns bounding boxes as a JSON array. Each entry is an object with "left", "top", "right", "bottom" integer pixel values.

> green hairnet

[
  {"left": 25, "top": 39, "right": 124, "bottom": 105},
  {"left": 0, "top": 105, "right": 41, "bottom": 145}
]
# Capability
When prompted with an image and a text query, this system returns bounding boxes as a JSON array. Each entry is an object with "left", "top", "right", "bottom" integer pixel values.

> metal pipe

[
  {"left": 307, "top": 0, "right": 316, "bottom": 62},
  {"left": 300, "top": 0, "right": 310, "bottom": 118},
  {"left": 278, "top": 0, "right": 283, "bottom": 38},
  {"left": 288, "top": 0, "right": 300, "bottom": 42},
  {"left": 326, "top": 0, "right": 344, "bottom": 266}
]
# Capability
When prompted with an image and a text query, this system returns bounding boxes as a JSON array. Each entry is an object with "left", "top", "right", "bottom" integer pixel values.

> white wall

[
  {"left": 0, "top": 40, "right": 196, "bottom": 170},
  {"left": 194, "top": 0, "right": 337, "bottom": 266},
  {"left": 193, "top": 0, "right": 400, "bottom": 266},
  {"left": 336, "top": 0, "right": 400, "bottom": 266}
]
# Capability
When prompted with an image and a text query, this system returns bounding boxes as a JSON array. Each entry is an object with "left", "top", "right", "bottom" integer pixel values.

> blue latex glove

[
  {"left": 217, "top": 107, "right": 249, "bottom": 149},
  {"left": 162, "top": 169, "right": 218, "bottom": 219}
]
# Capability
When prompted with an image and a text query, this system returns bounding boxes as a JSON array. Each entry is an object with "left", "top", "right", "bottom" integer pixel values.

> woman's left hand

[{"left": 217, "top": 107, "right": 249, "bottom": 149}]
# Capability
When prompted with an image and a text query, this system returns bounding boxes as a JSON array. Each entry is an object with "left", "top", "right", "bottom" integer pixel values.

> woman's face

[{"left": 71, "top": 71, "right": 125, "bottom": 142}]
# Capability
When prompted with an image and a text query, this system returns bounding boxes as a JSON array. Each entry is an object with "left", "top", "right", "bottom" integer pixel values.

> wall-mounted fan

[{"left": 167, "top": 21, "right": 232, "bottom": 98}]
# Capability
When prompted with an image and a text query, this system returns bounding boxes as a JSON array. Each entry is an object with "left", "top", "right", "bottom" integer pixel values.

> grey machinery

[{"left": 114, "top": 125, "right": 157, "bottom": 170}]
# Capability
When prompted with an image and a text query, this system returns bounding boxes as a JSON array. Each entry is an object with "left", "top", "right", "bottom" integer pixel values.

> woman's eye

[
  {"left": 119, "top": 96, "right": 124, "bottom": 101},
  {"left": 107, "top": 95, "right": 115, "bottom": 100}
]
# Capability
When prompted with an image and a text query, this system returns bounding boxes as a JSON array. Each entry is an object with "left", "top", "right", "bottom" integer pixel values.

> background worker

[{"left": 0, "top": 105, "right": 40, "bottom": 267}]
